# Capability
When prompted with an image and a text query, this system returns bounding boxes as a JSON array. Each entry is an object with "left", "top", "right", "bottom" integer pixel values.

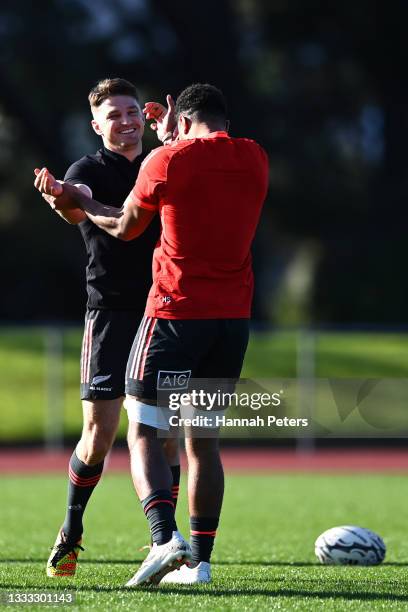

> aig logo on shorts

[{"left": 157, "top": 370, "right": 192, "bottom": 390}]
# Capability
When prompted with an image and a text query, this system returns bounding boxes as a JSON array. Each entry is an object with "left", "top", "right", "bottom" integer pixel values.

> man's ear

[
  {"left": 179, "top": 115, "right": 192, "bottom": 135},
  {"left": 91, "top": 119, "right": 103, "bottom": 136}
]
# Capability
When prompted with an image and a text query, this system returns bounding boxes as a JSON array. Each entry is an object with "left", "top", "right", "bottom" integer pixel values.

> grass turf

[
  {"left": 1, "top": 328, "right": 408, "bottom": 441},
  {"left": 1, "top": 472, "right": 407, "bottom": 610}
]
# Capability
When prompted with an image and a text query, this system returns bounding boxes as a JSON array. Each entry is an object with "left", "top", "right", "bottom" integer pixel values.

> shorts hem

[
  {"left": 144, "top": 311, "right": 251, "bottom": 320},
  {"left": 80, "top": 391, "right": 125, "bottom": 401}
]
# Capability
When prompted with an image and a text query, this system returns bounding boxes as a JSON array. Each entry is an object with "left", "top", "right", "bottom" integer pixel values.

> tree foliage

[{"left": 0, "top": 0, "right": 406, "bottom": 324}]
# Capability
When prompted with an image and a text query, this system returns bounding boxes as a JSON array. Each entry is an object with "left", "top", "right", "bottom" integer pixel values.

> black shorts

[
  {"left": 125, "top": 317, "right": 249, "bottom": 402},
  {"left": 80, "top": 308, "right": 141, "bottom": 400}
]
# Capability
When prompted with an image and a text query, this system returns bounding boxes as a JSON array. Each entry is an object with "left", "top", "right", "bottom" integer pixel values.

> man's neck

[
  {"left": 186, "top": 123, "right": 226, "bottom": 139},
  {"left": 103, "top": 141, "right": 142, "bottom": 162}
]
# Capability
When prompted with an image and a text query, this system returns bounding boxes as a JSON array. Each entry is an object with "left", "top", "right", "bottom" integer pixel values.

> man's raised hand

[
  {"left": 33, "top": 167, "right": 82, "bottom": 218},
  {"left": 34, "top": 168, "right": 64, "bottom": 197},
  {"left": 143, "top": 95, "right": 176, "bottom": 143}
]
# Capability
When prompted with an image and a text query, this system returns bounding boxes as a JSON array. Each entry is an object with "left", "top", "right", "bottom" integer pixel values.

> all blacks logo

[{"left": 157, "top": 369, "right": 192, "bottom": 391}]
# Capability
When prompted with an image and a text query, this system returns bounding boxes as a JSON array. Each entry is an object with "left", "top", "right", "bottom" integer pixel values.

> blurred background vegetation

[
  {"left": 2, "top": 1, "right": 408, "bottom": 443},
  {"left": 2, "top": 328, "right": 408, "bottom": 443},
  {"left": 2, "top": 0, "right": 407, "bottom": 326}
]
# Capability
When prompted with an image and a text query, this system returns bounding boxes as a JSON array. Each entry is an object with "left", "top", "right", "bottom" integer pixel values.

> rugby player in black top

[{"left": 37, "top": 79, "right": 179, "bottom": 578}]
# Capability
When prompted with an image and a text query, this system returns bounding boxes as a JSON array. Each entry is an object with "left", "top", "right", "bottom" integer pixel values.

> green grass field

[
  {"left": 1, "top": 328, "right": 408, "bottom": 442},
  {"left": 1, "top": 472, "right": 407, "bottom": 610}
]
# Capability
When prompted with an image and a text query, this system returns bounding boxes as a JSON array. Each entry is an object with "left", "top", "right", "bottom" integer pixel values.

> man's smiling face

[{"left": 91, "top": 95, "right": 145, "bottom": 154}]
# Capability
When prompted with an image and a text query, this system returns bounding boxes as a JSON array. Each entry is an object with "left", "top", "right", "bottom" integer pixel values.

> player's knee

[
  {"left": 127, "top": 421, "right": 156, "bottom": 452},
  {"left": 80, "top": 425, "right": 114, "bottom": 464}
]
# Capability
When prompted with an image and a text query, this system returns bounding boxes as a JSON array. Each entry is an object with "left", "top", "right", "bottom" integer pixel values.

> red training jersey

[{"left": 128, "top": 131, "right": 269, "bottom": 319}]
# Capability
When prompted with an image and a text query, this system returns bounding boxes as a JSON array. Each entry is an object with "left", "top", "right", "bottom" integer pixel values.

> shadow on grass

[
  {"left": 216, "top": 561, "right": 408, "bottom": 567},
  {"left": 159, "top": 588, "right": 408, "bottom": 602},
  {"left": 0, "top": 559, "right": 138, "bottom": 566},
  {"left": 1, "top": 559, "right": 408, "bottom": 567}
]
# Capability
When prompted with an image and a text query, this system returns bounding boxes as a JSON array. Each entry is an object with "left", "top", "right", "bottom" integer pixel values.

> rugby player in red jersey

[{"left": 34, "top": 83, "right": 269, "bottom": 586}]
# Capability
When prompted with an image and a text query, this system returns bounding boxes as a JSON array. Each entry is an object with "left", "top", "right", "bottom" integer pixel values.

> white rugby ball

[{"left": 315, "top": 525, "right": 386, "bottom": 566}]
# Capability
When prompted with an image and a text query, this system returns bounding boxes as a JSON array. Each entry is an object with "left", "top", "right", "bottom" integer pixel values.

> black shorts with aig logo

[
  {"left": 80, "top": 308, "right": 142, "bottom": 400},
  {"left": 125, "top": 317, "right": 249, "bottom": 402}
]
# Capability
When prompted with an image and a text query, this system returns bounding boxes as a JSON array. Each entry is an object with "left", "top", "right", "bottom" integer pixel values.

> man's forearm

[
  {"left": 53, "top": 181, "right": 154, "bottom": 241},
  {"left": 35, "top": 166, "right": 155, "bottom": 241},
  {"left": 55, "top": 207, "right": 87, "bottom": 225},
  {"left": 42, "top": 193, "right": 87, "bottom": 225},
  {"left": 58, "top": 182, "right": 124, "bottom": 237}
]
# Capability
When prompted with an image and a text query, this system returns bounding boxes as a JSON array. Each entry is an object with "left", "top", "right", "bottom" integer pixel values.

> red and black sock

[
  {"left": 142, "top": 489, "right": 177, "bottom": 545},
  {"left": 190, "top": 517, "right": 219, "bottom": 564},
  {"left": 170, "top": 465, "right": 180, "bottom": 510},
  {"left": 62, "top": 450, "right": 103, "bottom": 542}
]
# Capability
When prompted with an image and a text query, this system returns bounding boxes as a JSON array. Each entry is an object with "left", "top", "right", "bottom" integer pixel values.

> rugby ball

[{"left": 315, "top": 525, "right": 386, "bottom": 566}]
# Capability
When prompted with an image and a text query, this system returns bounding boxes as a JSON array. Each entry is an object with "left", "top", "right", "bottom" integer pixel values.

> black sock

[
  {"left": 170, "top": 465, "right": 181, "bottom": 510},
  {"left": 62, "top": 450, "right": 104, "bottom": 542},
  {"left": 142, "top": 489, "right": 177, "bottom": 545},
  {"left": 190, "top": 517, "right": 219, "bottom": 564}
]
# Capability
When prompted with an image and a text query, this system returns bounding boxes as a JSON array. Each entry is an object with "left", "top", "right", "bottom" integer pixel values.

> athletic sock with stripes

[
  {"left": 62, "top": 450, "right": 104, "bottom": 542},
  {"left": 190, "top": 517, "right": 219, "bottom": 564},
  {"left": 170, "top": 465, "right": 181, "bottom": 510},
  {"left": 142, "top": 489, "right": 177, "bottom": 545}
]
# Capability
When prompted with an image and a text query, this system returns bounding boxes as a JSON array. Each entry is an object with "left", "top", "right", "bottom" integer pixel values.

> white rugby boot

[
  {"left": 125, "top": 531, "right": 191, "bottom": 587},
  {"left": 160, "top": 560, "right": 211, "bottom": 584}
]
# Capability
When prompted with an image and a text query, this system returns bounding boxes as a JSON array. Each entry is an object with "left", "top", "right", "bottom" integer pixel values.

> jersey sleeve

[{"left": 126, "top": 146, "right": 171, "bottom": 211}]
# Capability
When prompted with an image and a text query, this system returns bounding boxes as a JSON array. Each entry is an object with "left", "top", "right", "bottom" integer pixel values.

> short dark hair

[
  {"left": 175, "top": 83, "right": 227, "bottom": 124},
  {"left": 88, "top": 78, "right": 140, "bottom": 108}
]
